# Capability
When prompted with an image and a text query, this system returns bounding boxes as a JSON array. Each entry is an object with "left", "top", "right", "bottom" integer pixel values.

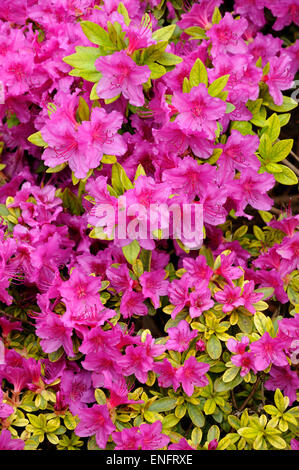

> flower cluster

[{"left": 0, "top": 0, "right": 298, "bottom": 452}]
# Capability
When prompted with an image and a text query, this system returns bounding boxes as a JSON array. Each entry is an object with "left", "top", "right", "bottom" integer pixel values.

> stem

[
  {"left": 239, "top": 377, "right": 261, "bottom": 412},
  {"left": 282, "top": 159, "right": 299, "bottom": 176},
  {"left": 290, "top": 149, "right": 299, "bottom": 164},
  {"left": 231, "top": 390, "right": 238, "bottom": 409}
]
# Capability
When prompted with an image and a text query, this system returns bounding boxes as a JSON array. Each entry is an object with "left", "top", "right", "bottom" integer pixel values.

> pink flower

[
  {"left": 140, "top": 270, "right": 169, "bottom": 308},
  {"left": 120, "top": 290, "right": 148, "bottom": 319},
  {"left": 250, "top": 332, "right": 288, "bottom": 371},
  {"left": 234, "top": 0, "right": 266, "bottom": 27},
  {"left": 119, "top": 344, "right": 153, "bottom": 383},
  {"left": 189, "top": 287, "right": 215, "bottom": 318},
  {"left": 75, "top": 404, "right": 115, "bottom": 449},
  {"left": 0, "top": 389, "right": 14, "bottom": 419},
  {"left": 265, "top": 365, "right": 299, "bottom": 405},
  {"left": 177, "top": 0, "right": 222, "bottom": 29},
  {"left": 166, "top": 320, "right": 198, "bottom": 352},
  {"left": 95, "top": 50, "right": 151, "bottom": 106},
  {"left": 208, "top": 439, "right": 218, "bottom": 450},
  {"left": 172, "top": 85, "right": 227, "bottom": 138},
  {"left": 168, "top": 278, "right": 190, "bottom": 319},
  {"left": 207, "top": 13, "right": 248, "bottom": 58},
  {"left": 35, "top": 312, "right": 74, "bottom": 357},
  {"left": 78, "top": 107, "right": 127, "bottom": 167},
  {"left": 183, "top": 255, "right": 213, "bottom": 286},
  {"left": 266, "top": 0, "right": 299, "bottom": 30},
  {"left": 0, "top": 430, "right": 24, "bottom": 450},
  {"left": 241, "top": 281, "right": 264, "bottom": 314},
  {"left": 60, "top": 370, "right": 94, "bottom": 415},
  {"left": 217, "top": 130, "right": 260, "bottom": 179},
  {"left": 59, "top": 268, "right": 104, "bottom": 327},
  {"left": 0, "top": 317, "right": 22, "bottom": 338},
  {"left": 139, "top": 421, "right": 170, "bottom": 450},
  {"left": 214, "top": 252, "right": 244, "bottom": 286},
  {"left": 168, "top": 438, "right": 196, "bottom": 450},
  {"left": 214, "top": 285, "right": 244, "bottom": 313},
  {"left": 176, "top": 356, "right": 210, "bottom": 396},
  {"left": 112, "top": 427, "right": 142, "bottom": 450},
  {"left": 232, "top": 351, "right": 257, "bottom": 377},
  {"left": 291, "top": 439, "right": 299, "bottom": 450},
  {"left": 227, "top": 169, "right": 275, "bottom": 217},
  {"left": 153, "top": 359, "right": 180, "bottom": 391},
  {"left": 263, "top": 55, "right": 294, "bottom": 106}
]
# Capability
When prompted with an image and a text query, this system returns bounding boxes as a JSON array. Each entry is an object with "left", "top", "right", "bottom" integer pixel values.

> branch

[{"left": 239, "top": 377, "right": 261, "bottom": 412}]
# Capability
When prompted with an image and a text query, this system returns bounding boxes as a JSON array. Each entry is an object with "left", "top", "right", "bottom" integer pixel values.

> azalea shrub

[{"left": 0, "top": 0, "right": 299, "bottom": 452}]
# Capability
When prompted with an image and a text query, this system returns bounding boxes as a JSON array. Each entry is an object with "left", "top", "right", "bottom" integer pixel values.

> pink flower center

[
  {"left": 76, "top": 284, "right": 87, "bottom": 299},
  {"left": 8, "top": 63, "right": 25, "bottom": 81}
]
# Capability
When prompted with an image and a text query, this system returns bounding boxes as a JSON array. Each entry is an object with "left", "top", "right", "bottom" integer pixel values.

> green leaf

[
  {"left": 207, "top": 425, "right": 220, "bottom": 442},
  {"left": 226, "top": 102, "right": 236, "bottom": 114},
  {"left": 266, "top": 95, "right": 298, "bottom": 112},
  {"left": 80, "top": 21, "right": 116, "bottom": 49},
  {"left": 28, "top": 131, "right": 47, "bottom": 147},
  {"left": 212, "top": 7, "right": 222, "bottom": 24},
  {"left": 208, "top": 75, "right": 230, "bottom": 97},
  {"left": 111, "top": 162, "right": 133, "bottom": 195},
  {"left": 184, "top": 26, "right": 208, "bottom": 40},
  {"left": 148, "top": 397, "right": 177, "bottom": 412},
  {"left": 90, "top": 83, "right": 100, "bottom": 100},
  {"left": 222, "top": 366, "right": 240, "bottom": 383},
  {"left": 191, "top": 427, "right": 202, "bottom": 446},
  {"left": 117, "top": 2, "right": 131, "bottom": 26},
  {"left": 254, "top": 311, "right": 268, "bottom": 335},
  {"left": 271, "top": 165, "right": 298, "bottom": 185},
  {"left": 48, "top": 347, "right": 65, "bottom": 362},
  {"left": 214, "top": 375, "right": 243, "bottom": 392},
  {"left": 204, "top": 399, "right": 217, "bottom": 415},
  {"left": 147, "top": 62, "right": 166, "bottom": 79},
  {"left": 274, "top": 389, "right": 287, "bottom": 413},
  {"left": 265, "top": 163, "right": 283, "bottom": 173},
  {"left": 259, "top": 133, "right": 272, "bottom": 160},
  {"left": 266, "top": 435, "right": 286, "bottom": 449},
  {"left": 152, "top": 24, "right": 176, "bottom": 42},
  {"left": 189, "top": 58, "right": 208, "bottom": 88},
  {"left": 187, "top": 403, "right": 205, "bottom": 427},
  {"left": 77, "top": 96, "right": 90, "bottom": 122},
  {"left": 95, "top": 389, "right": 106, "bottom": 405},
  {"left": 207, "top": 335, "right": 222, "bottom": 360},
  {"left": 157, "top": 52, "right": 183, "bottom": 66},
  {"left": 182, "top": 77, "right": 191, "bottom": 93},
  {"left": 228, "top": 415, "right": 241, "bottom": 430},
  {"left": 101, "top": 154, "right": 117, "bottom": 164},
  {"left": 46, "top": 163, "right": 67, "bottom": 174},
  {"left": 270, "top": 139, "right": 293, "bottom": 162},
  {"left": 162, "top": 413, "right": 180, "bottom": 429},
  {"left": 263, "top": 113, "right": 280, "bottom": 143},
  {"left": 63, "top": 46, "right": 102, "bottom": 82},
  {"left": 64, "top": 414, "right": 77, "bottom": 430},
  {"left": 253, "top": 225, "right": 265, "bottom": 242},
  {"left": 122, "top": 240, "right": 140, "bottom": 265},
  {"left": 237, "top": 427, "right": 258, "bottom": 439}
]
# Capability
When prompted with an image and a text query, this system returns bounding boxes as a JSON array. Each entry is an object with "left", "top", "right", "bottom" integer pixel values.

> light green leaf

[
  {"left": 271, "top": 165, "right": 298, "bottom": 185},
  {"left": 207, "top": 335, "right": 222, "bottom": 360},
  {"left": 148, "top": 397, "right": 177, "bottom": 412},
  {"left": 152, "top": 24, "right": 176, "bottom": 42},
  {"left": 270, "top": 139, "right": 293, "bottom": 162},
  {"left": 80, "top": 21, "right": 116, "bottom": 49},
  {"left": 28, "top": 131, "right": 47, "bottom": 147},
  {"left": 208, "top": 75, "right": 230, "bottom": 97},
  {"left": 189, "top": 58, "right": 208, "bottom": 88},
  {"left": 122, "top": 240, "right": 140, "bottom": 265}
]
